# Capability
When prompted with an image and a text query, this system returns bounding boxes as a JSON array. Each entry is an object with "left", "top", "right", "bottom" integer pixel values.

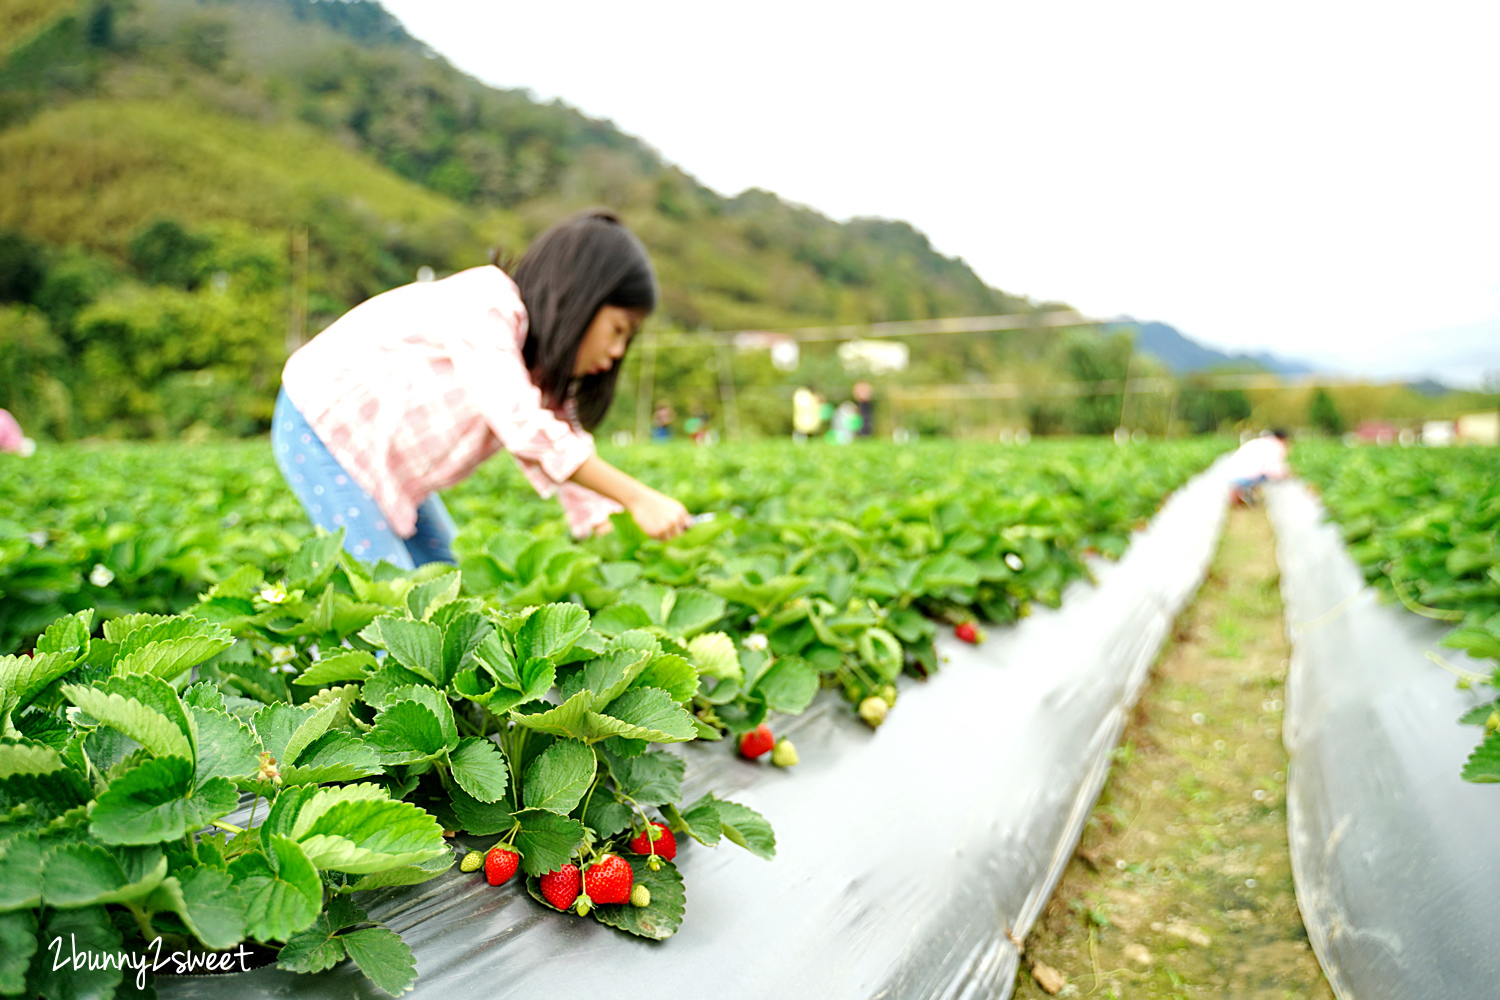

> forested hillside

[{"left": 0, "top": 0, "right": 1097, "bottom": 441}]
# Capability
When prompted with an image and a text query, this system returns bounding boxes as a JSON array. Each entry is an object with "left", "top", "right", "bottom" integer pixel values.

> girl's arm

[{"left": 568, "top": 454, "right": 692, "bottom": 539}]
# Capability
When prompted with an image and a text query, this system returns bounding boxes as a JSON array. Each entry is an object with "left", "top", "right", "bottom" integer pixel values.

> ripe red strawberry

[
  {"left": 539, "top": 864, "right": 581, "bottom": 910},
  {"left": 739, "top": 723, "right": 775, "bottom": 759},
  {"left": 627, "top": 821, "right": 677, "bottom": 860},
  {"left": 583, "top": 854, "right": 634, "bottom": 905},
  {"left": 484, "top": 846, "right": 520, "bottom": 886},
  {"left": 955, "top": 622, "right": 980, "bottom": 644}
]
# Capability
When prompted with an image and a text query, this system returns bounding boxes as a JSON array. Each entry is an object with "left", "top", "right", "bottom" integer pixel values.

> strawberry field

[
  {"left": 0, "top": 438, "right": 1230, "bottom": 998},
  {"left": 1293, "top": 443, "right": 1500, "bottom": 779}
]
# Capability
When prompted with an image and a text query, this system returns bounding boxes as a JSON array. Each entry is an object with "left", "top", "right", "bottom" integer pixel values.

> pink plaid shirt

[{"left": 280, "top": 266, "right": 622, "bottom": 539}]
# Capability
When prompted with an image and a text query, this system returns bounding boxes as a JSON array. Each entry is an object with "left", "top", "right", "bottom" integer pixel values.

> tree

[
  {"left": 128, "top": 219, "right": 212, "bottom": 290},
  {"left": 0, "top": 230, "right": 46, "bottom": 304},
  {"left": 1309, "top": 388, "right": 1345, "bottom": 436}
]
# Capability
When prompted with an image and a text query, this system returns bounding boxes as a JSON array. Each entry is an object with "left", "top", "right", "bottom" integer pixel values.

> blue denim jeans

[{"left": 271, "top": 388, "right": 457, "bottom": 570}]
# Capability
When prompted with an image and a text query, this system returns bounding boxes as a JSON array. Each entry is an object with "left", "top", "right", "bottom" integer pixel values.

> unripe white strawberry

[{"left": 771, "top": 738, "right": 799, "bottom": 767}]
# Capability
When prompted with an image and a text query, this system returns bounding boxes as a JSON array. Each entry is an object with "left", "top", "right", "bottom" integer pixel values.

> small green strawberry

[
  {"left": 859, "top": 695, "right": 889, "bottom": 728},
  {"left": 631, "top": 884, "right": 651, "bottom": 908},
  {"left": 459, "top": 850, "right": 483, "bottom": 873},
  {"left": 771, "top": 738, "right": 799, "bottom": 767}
]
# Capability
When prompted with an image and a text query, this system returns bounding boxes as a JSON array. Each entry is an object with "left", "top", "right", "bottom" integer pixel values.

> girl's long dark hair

[{"left": 506, "top": 210, "right": 657, "bottom": 431}]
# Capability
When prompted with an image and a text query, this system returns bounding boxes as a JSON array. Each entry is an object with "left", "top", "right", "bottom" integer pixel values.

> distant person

[
  {"left": 1226, "top": 429, "right": 1291, "bottom": 506},
  {"left": 0, "top": 409, "right": 35, "bottom": 457},
  {"left": 828, "top": 401, "right": 861, "bottom": 445},
  {"left": 792, "top": 387, "right": 823, "bottom": 442},
  {"left": 685, "top": 406, "right": 711, "bottom": 445},
  {"left": 273, "top": 209, "right": 692, "bottom": 569},
  {"left": 651, "top": 401, "right": 675, "bottom": 442},
  {"left": 852, "top": 380, "right": 875, "bottom": 438}
]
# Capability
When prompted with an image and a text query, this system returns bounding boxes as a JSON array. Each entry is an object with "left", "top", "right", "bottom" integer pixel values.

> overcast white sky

[{"left": 383, "top": 0, "right": 1500, "bottom": 385}]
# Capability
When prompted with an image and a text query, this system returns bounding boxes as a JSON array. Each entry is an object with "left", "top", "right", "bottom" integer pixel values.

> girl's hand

[{"left": 629, "top": 489, "right": 692, "bottom": 540}]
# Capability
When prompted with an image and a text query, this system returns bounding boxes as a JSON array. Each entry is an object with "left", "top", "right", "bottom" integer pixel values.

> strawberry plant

[
  {"left": 0, "top": 605, "right": 447, "bottom": 999},
  {"left": 1295, "top": 443, "right": 1500, "bottom": 781},
  {"left": 0, "top": 527, "right": 778, "bottom": 997}
]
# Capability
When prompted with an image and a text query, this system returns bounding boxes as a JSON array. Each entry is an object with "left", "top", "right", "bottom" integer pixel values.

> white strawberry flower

[
  {"left": 259, "top": 583, "right": 288, "bottom": 604},
  {"left": 742, "top": 632, "right": 769, "bottom": 652},
  {"left": 1005, "top": 553, "right": 1024, "bottom": 572},
  {"left": 270, "top": 645, "right": 296, "bottom": 666},
  {"left": 89, "top": 564, "right": 115, "bottom": 587}
]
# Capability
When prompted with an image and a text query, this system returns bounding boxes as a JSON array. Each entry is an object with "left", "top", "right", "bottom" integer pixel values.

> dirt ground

[{"left": 1012, "top": 505, "right": 1334, "bottom": 1000}]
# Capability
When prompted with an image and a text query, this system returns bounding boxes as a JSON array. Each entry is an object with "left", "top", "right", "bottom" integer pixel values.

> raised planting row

[
  {"left": 451, "top": 439, "right": 1229, "bottom": 732},
  {"left": 1293, "top": 442, "right": 1500, "bottom": 780},
  {"left": 0, "top": 438, "right": 1229, "bottom": 997},
  {"left": 1, "top": 439, "right": 1226, "bottom": 658}
]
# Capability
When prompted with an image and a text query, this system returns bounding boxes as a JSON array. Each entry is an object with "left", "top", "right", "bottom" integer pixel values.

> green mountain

[{"left": 0, "top": 0, "right": 1102, "bottom": 440}]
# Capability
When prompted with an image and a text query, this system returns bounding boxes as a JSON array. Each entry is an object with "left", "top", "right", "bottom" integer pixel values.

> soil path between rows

[{"left": 1012, "top": 505, "right": 1334, "bottom": 999}]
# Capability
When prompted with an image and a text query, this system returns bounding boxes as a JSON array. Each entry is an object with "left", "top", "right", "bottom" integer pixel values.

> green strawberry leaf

[
  {"left": 146, "top": 865, "right": 247, "bottom": 950},
  {"left": 366, "top": 698, "right": 453, "bottom": 764},
  {"left": 28, "top": 906, "right": 123, "bottom": 1000},
  {"left": 514, "top": 811, "right": 586, "bottom": 876},
  {"left": 510, "top": 689, "right": 594, "bottom": 741},
  {"left": 90, "top": 756, "right": 239, "bottom": 845},
  {"left": 633, "top": 654, "right": 698, "bottom": 704},
  {"left": 667, "top": 794, "right": 723, "bottom": 847},
  {"left": 715, "top": 798, "right": 776, "bottom": 859},
  {"left": 191, "top": 706, "right": 263, "bottom": 785},
  {"left": 1443, "top": 627, "right": 1500, "bottom": 662},
  {"left": 590, "top": 602, "right": 654, "bottom": 636},
  {"left": 63, "top": 678, "right": 193, "bottom": 762},
  {"left": 362, "top": 616, "right": 444, "bottom": 685},
  {"left": 294, "top": 650, "right": 378, "bottom": 687},
  {"left": 583, "top": 798, "right": 632, "bottom": 839},
  {"left": 33, "top": 609, "right": 93, "bottom": 656},
  {"left": 361, "top": 663, "right": 432, "bottom": 710},
  {"left": 0, "top": 833, "right": 44, "bottom": 910},
  {"left": 341, "top": 926, "right": 418, "bottom": 997},
  {"left": 571, "top": 648, "right": 653, "bottom": 709},
  {"left": 1462, "top": 730, "right": 1500, "bottom": 782},
  {"left": 282, "top": 730, "right": 384, "bottom": 785},
  {"left": 115, "top": 625, "right": 235, "bottom": 681},
  {"left": 40, "top": 842, "right": 167, "bottom": 908},
  {"left": 752, "top": 655, "right": 819, "bottom": 714},
  {"left": 0, "top": 652, "right": 74, "bottom": 716},
  {"left": 599, "top": 747, "right": 684, "bottom": 807},
  {"left": 513, "top": 603, "right": 591, "bottom": 662},
  {"left": 440, "top": 611, "right": 493, "bottom": 684},
  {"left": 230, "top": 834, "right": 323, "bottom": 942},
  {"left": 406, "top": 570, "right": 462, "bottom": 621},
  {"left": 338, "top": 851, "right": 454, "bottom": 894},
  {"left": 686, "top": 632, "right": 741, "bottom": 681},
  {"left": 590, "top": 855, "right": 684, "bottom": 940},
  {"left": 449, "top": 784, "right": 515, "bottom": 836},
  {"left": 522, "top": 739, "right": 596, "bottom": 815},
  {"left": 0, "top": 910, "right": 37, "bottom": 996},
  {"left": 286, "top": 529, "right": 345, "bottom": 588},
  {"left": 664, "top": 587, "right": 727, "bottom": 637},
  {"left": 0, "top": 742, "right": 64, "bottom": 778},
  {"left": 293, "top": 794, "right": 448, "bottom": 874},
  {"left": 276, "top": 920, "right": 348, "bottom": 975},
  {"left": 590, "top": 687, "right": 698, "bottom": 744},
  {"left": 447, "top": 736, "right": 509, "bottom": 803}
]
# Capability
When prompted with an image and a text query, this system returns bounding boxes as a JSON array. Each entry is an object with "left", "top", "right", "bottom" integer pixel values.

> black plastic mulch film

[
  {"left": 1268, "top": 482, "right": 1500, "bottom": 1000},
  {"left": 160, "top": 466, "right": 1231, "bottom": 1000}
]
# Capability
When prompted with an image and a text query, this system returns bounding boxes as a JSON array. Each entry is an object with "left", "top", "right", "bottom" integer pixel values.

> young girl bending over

[{"left": 272, "top": 210, "right": 691, "bottom": 569}]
